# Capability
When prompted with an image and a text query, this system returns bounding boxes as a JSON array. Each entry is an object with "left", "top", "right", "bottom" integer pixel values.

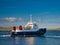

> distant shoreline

[
  {"left": 47, "top": 28, "right": 60, "bottom": 30},
  {"left": 0, "top": 27, "right": 60, "bottom": 31},
  {"left": 0, "top": 29, "right": 60, "bottom": 31}
]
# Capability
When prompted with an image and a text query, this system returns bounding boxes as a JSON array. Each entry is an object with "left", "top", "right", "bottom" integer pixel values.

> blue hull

[{"left": 11, "top": 28, "right": 46, "bottom": 36}]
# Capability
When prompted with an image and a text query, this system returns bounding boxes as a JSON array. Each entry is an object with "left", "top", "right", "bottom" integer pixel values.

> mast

[{"left": 30, "top": 14, "right": 32, "bottom": 22}]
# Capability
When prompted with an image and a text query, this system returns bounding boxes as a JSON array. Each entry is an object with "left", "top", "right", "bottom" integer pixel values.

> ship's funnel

[
  {"left": 12, "top": 26, "right": 16, "bottom": 31},
  {"left": 19, "top": 26, "right": 22, "bottom": 30}
]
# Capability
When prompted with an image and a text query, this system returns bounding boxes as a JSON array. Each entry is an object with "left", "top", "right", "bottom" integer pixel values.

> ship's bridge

[{"left": 25, "top": 21, "right": 38, "bottom": 30}]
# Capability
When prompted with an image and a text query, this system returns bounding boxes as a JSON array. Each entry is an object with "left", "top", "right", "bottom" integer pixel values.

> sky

[{"left": 0, "top": 0, "right": 60, "bottom": 28}]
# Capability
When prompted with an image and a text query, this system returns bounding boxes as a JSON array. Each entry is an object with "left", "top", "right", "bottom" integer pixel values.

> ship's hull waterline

[{"left": 11, "top": 28, "right": 46, "bottom": 37}]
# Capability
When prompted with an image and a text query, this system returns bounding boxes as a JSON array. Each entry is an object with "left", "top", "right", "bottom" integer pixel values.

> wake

[
  {"left": 0, "top": 35, "right": 60, "bottom": 38},
  {"left": 0, "top": 35, "right": 11, "bottom": 37},
  {"left": 45, "top": 35, "right": 60, "bottom": 38}
]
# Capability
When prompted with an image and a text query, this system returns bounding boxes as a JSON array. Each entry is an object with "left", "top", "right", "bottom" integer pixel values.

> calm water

[{"left": 0, "top": 30, "right": 60, "bottom": 45}]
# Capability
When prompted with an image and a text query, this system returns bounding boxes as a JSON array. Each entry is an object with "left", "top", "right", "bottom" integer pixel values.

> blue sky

[{"left": 0, "top": 0, "right": 60, "bottom": 28}]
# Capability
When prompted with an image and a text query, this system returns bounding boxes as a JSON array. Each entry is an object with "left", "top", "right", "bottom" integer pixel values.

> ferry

[{"left": 11, "top": 15, "right": 46, "bottom": 36}]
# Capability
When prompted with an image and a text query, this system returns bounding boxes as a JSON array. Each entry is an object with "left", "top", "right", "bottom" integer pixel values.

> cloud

[
  {"left": 0, "top": 17, "right": 25, "bottom": 22},
  {"left": 3, "top": 17, "right": 16, "bottom": 22},
  {"left": 18, "top": 18, "right": 24, "bottom": 21}
]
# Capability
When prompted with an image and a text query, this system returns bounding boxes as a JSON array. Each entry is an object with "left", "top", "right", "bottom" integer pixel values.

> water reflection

[
  {"left": 13, "top": 37, "right": 34, "bottom": 45},
  {"left": 0, "top": 36, "right": 60, "bottom": 45},
  {"left": 25, "top": 37, "right": 34, "bottom": 45},
  {"left": 13, "top": 37, "right": 26, "bottom": 45},
  {"left": 13, "top": 36, "right": 47, "bottom": 45}
]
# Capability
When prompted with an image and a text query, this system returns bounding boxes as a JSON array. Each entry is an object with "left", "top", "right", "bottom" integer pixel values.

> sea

[{"left": 0, "top": 30, "right": 60, "bottom": 45}]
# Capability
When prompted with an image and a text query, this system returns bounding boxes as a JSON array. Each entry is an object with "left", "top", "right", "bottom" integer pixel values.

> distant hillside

[
  {"left": 57, "top": 28, "right": 60, "bottom": 30},
  {"left": 0, "top": 27, "right": 60, "bottom": 31},
  {"left": 0, "top": 26, "right": 18, "bottom": 31},
  {"left": 48, "top": 28, "right": 60, "bottom": 30},
  {"left": 0, "top": 27, "right": 12, "bottom": 31}
]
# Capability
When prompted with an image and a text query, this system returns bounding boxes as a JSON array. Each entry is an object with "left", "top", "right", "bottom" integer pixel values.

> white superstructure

[{"left": 25, "top": 15, "right": 38, "bottom": 30}]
